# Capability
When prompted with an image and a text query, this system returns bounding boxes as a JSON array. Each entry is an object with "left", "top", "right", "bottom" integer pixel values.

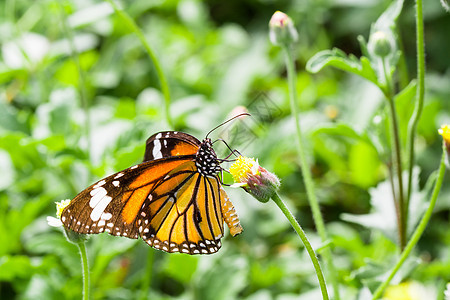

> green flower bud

[
  {"left": 368, "top": 31, "right": 394, "bottom": 58},
  {"left": 269, "top": 11, "right": 298, "bottom": 47}
]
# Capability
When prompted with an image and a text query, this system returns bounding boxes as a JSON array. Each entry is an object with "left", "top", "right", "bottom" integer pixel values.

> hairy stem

[
  {"left": 406, "top": 0, "right": 426, "bottom": 218},
  {"left": 77, "top": 242, "right": 90, "bottom": 300},
  {"left": 371, "top": 143, "right": 446, "bottom": 300},
  {"left": 271, "top": 193, "right": 329, "bottom": 300},
  {"left": 283, "top": 46, "right": 340, "bottom": 299},
  {"left": 382, "top": 57, "right": 406, "bottom": 250}
]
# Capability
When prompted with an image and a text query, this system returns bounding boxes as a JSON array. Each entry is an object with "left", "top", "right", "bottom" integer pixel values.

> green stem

[
  {"left": 371, "top": 143, "right": 446, "bottom": 300},
  {"left": 382, "top": 57, "right": 406, "bottom": 250},
  {"left": 406, "top": 0, "right": 426, "bottom": 214},
  {"left": 105, "top": 0, "right": 172, "bottom": 128},
  {"left": 283, "top": 46, "right": 340, "bottom": 299},
  {"left": 77, "top": 242, "right": 90, "bottom": 300},
  {"left": 271, "top": 193, "right": 329, "bottom": 300}
]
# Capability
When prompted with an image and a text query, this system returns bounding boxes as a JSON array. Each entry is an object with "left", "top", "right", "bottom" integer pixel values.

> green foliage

[{"left": 1, "top": 0, "right": 449, "bottom": 299}]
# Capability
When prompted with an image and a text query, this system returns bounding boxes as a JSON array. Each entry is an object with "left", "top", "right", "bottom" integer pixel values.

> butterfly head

[{"left": 195, "top": 138, "right": 221, "bottom": 177}]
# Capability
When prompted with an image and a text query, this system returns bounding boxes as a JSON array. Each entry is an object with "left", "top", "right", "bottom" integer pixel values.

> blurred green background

[{"left": 0, "top": 0, "right": 449, "bottom": 299}]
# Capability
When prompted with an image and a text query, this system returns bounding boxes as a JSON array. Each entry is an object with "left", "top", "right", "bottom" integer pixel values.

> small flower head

[
  {"left": 269, "top": 11, "right": 298, "bottom": 47},
  {"left": 47, "top": 199, "right": 88, "bottom": 244},
  {"left": 56, "top": 199, "right": 71, "bottom": 218},
  {"left": 229, "top": 156, "right": 280, "bottom": 203},
  {"left": 439, "top": 124, "right": 450, "bottom": 168},
  {"left": 47, "top": 199, "right": 71, "bottom": 227},
  {"left": 368, "top": 30, "right": 395, "bottom": 58},
  {"left": 439, "top": 124, "right": 450, "bottom": 145}
]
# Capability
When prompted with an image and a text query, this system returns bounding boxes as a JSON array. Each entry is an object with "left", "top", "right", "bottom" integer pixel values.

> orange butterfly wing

[
  {"left": 61, "top": 156, "right": 193, "bottom": 238},
  {"left": 61, "top": 132, "right": 243, "bottom": 255}
]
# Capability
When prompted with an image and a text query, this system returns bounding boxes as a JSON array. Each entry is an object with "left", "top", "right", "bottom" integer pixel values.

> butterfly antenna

[{"left": 205, "top": 113, "right": 251, "bottom": 139}]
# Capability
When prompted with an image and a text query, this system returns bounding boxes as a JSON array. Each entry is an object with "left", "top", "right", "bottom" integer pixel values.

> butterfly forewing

[
  {"left": 61, "top": 156, "right": 194, "bottom": 238},
  {"left": 144, "top": 131, "right": 200, "bottom": 162}
]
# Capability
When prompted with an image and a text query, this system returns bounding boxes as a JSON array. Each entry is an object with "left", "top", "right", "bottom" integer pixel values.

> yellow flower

[
  {"left": 56, "top": 199, "right": 71, "bottom": 218},
  {"left": 384, "top": 281, "right": 433, "bottom": 300},
  {"left": 439, "top": 124, "right": 450, "bottom": 168},
  {"left": 439, "top": 124, "right": 450, "bottom": 144},
  {"left": 229, "top": 156, "right": 259, "bottom": 183},
  {"left": 230, "top": 156, "right": 280, "bottom": 203},
  {"left": 47, "top": 199, "right": 71, "bottom": 227}
]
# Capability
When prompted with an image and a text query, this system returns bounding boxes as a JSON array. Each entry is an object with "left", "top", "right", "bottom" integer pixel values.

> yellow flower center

[
  {"left": 229, "top": 156, "right": 259, "bottom": 183},
  {"left": 56, "top": 199, "right": 71, "bottom": 218},
  {"left": 439, "top": 124, "right": 450, "bottom": 143}
]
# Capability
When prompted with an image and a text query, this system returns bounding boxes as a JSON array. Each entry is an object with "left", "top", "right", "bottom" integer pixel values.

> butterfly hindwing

[
  {"left": 144, "top": 131, "right": 201, "bottom": 162},
  {"left": 137, "top": 161, "right": 225, "bottom": 254}
]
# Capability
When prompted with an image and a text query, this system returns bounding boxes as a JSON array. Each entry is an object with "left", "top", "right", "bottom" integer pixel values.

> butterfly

[{"left": 61, "top": 123, "right": 244, "bottom": 255}]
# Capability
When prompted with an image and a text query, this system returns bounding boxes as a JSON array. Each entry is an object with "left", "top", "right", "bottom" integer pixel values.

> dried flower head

[{"left": 229, "top": 156, "right": 280, "bottom": 203}]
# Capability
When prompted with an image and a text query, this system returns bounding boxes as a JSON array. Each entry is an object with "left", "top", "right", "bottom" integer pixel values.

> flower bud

[
  {"left": 229, "top": 156, "right": 280, "bottom": 203},
  {"left": 368, "top": 31, "right": 395, "bottom": 58},
  {"left": 269, "top": 11, "right": 298, "bottom": 47},
  {"left": 439, "top": 124, "right": 450, "bottom": 168}
]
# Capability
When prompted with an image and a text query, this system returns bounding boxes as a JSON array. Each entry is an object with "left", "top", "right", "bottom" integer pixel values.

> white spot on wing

[
  {"left": 93, "top": 180, "right": 106, "bottom": 189},
  {"left": 90, "top": 196, "right": 113, "bottom": 221},
  {"left": 101, "top": 213, "right": 112, "bottom": 220},
  {"left": 114, "top": 173, "right": 124, "bottom": 179},
  {"left": 112, "top": 181, "right": 120, "bottom": 187},
  {"left": 153, "top": 139, "right": 162, "bottom": 159},
  {"left": 89, "top": 187, "right": 107, "bottom": 208}
]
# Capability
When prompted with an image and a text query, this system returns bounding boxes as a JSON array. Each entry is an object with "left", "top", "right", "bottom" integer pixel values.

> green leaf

[
  {"left": 314, "top": 123, "right": 371, "bottom": 142},
  {"left": 163, "top": 253, "right": 198, "bottom": 283},
  {"left": 0, "top": 255, "right": 34, "bottom": 281},
  {"left": 349, "top": 141, "right": 382, "bottom": 188},
  {"left": 341, "top": 177, "right": 397, "bottom": 241},
  {"left": 195, "top": 256, "right": 248, "bottom": 300},
  {"left": 373, "top": 0, "right": 405, "bottom": 32},
  {"left": 306, "top": 48, "right": 379, "bottom": 86},
  {"left": 394, "top": 80, "right": 417, "bottom": 146}
]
